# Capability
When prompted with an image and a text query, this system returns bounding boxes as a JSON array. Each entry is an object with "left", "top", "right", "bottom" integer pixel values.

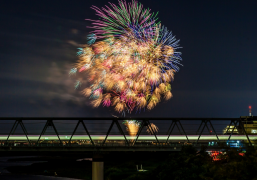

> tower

[{"left": 249, "top": 106, "right": 252, "bottom": 116}]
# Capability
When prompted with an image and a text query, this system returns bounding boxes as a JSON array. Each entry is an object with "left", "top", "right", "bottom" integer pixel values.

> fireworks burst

[
  {"left": 146, "top": 123, "right": 159, "bottom": 134},
  {"left": 86, "top": 0, "right": 159, "bottom": 39},
  {"left": 70, "top": 0, "right": 182, "bottom": 115},
  {"left": 123, "top": 120, "right": 141, "bottom": 136}
]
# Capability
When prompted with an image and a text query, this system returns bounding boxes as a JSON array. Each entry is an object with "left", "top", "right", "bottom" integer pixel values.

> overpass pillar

[{"left": 92, "top": 153, "right": 104, "bottom": 180}]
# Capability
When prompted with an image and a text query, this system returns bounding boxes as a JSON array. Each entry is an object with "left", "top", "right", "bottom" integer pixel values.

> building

[
  {"left": 239, "top": 116, "right": 257, "bottom": 135},
  {"left": 223, "top": 125, "right": 239, "bottom": 135},
  {"left": 223, "top": 116, "right": 257, "bottom": 135}
]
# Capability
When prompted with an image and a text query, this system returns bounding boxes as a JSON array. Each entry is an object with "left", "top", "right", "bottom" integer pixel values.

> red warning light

[{"left": 249, "top": 106, "right": 252, "bottom": 109}]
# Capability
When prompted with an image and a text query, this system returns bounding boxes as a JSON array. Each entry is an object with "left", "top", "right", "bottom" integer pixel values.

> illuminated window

[{"left": 251, "top": 130, "right": 257, "bottom": 133}]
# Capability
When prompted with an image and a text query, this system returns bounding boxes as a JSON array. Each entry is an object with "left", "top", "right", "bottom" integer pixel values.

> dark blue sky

[{"left": 0, "top": 0, "right": 257, "bottom": 118}]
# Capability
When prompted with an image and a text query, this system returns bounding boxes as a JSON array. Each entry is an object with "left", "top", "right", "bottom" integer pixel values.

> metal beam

[
  {"left": 208, "top": 120, "right": 219, "bottom": 143},
  {"left": 6, "top": 120, "right": 31, "bottom": 145},
  {"left": 36, "top": 120, "right": 49, "bottom": 144},
  {"left": 196, "top": 121, "right": 203, "bottom": 135},
  {"left": 166, "top": 121, "right": 174, "bottom": 135},
  {"left": 81, "top": 120, "right": 94, "bottom": 146},
  {"left": 12, "top": 122, "right": 19, "bottom": 135},
  {"left": 0, "top": 117, "right": 241, "bottom": 121},
  {"left": 18, "top": 120, "right": 31, "bottom": 145},
  {"left": 114, "top": 120, "right": 129, "bottom": 146},
  {"left": 147, "top": 120, "right": 159, "bottom": 144},
  {"left": 49, "top": 120, "right": 62, "bottom": 144},
  {"left": 166, "top": 121, "right": 176, "bottom": 144},
  {"left": 228, "top": 120, "right": 237, "bottom": 141},
  {"left": 177, "top": 120, "right": 189, "bottom": 142},
  {"left": 174, "top": 121, "right": 182, "bottom": 135},
  {"left": 225, "top": 120, "right": 233, "bottom": 135},
  {"left": 69, "top": 120, "right": 80, "bottom": 144},
  {"left": 68, "top": 120, "right": 95, "bottom": 145},
  {"left": 102, "top": 120, "right": 115, "bottom": 145},
  {"left": 205, "top": 121, "right": 211, "bottom": 135},
  {"left": 36, "top": 120, "right": 62, "bottom": 144},
  {"left": 196, "top": 120, "right": 207, "bottom": 144},
  {"left": 6, "top": 120, "right": 18, "bottom": 144},
  {"left": 102, "top": 120, "right": 131, "bottom": 146},
  {"left": 238, "top": 118, "right": 252, "bottom": 146},
  {"left": 133, "top": 120, "right": 145, "bottom": 145},
  {"left": 49, "top": 120, "right": 94, "bottom": 145}
]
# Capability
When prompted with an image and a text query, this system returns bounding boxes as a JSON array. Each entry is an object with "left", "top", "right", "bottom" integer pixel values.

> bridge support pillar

[{"left": 92, "top": 153, "right": 104, "bottom": 180}]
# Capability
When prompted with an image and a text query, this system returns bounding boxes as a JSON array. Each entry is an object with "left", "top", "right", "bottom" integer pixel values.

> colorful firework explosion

[{"left": 70, "top": 0, "right": 182, "bottom": 115}]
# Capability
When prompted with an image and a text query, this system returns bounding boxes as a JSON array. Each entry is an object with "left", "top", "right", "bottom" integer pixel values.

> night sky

[{"left": 1, "top": 0, "right": 257, "bottom": 118}]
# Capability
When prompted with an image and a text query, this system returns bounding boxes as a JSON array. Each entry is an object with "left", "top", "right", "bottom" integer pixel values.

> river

[{"left": 0, "top": 156, "right": 82, "bottom": 180}]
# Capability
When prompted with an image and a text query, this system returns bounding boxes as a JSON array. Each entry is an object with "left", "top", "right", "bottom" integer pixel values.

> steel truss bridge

[{"left": 0, "top": 117, "right": 256, "bottom": 151}]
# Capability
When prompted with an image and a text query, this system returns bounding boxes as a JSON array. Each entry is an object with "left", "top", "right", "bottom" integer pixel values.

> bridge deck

[{"left": 0, "top": 135, "right": 256, "bottom": 141}]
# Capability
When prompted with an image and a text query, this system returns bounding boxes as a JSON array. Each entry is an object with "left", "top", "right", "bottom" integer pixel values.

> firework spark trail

[
  {"left": 146, "top": 123, "right": 159, "bottom": 134},
  {"left": 123, "top": 120, "right": 159, "bottom": 140},
  {"left": 123, "top": 120, "right": 141, "bottom": 136},
  {"left": 86, "top": 0, "right": 159, "bottom": 38},
  {"left": 70, "top": 0, "right": 182, "bottom": 115}
]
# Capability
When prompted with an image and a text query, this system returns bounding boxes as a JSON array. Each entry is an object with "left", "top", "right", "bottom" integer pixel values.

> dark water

[
  {"left": 0, "top": 174, "right": 82, "bottom": 180},
  {"left": 0, "top": 156, "right": 45, "bottom": 174},
  {"left": 0, "top": 156, "right": 82, "bottom": 180}
]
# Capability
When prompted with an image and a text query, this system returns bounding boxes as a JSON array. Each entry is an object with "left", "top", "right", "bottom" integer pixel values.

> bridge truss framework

[{"left": 0, "top": 117, "right": 256, "bottom": 151}]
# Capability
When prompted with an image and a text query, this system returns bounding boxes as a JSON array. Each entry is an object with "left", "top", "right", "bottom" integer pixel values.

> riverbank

[
  {"left": 3, "top": 146, "right": 257, "bottom": 180},
  {"left": 5, "top": 156, "right": 92, "bottom": 180},
  {"left": 3, "top": 152, "right": 172, "bottom": 180}
]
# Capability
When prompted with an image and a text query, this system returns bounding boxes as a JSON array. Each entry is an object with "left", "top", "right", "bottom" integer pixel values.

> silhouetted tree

[{"left": 149, "top": 146, "right": 212, "bottom": 180}]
